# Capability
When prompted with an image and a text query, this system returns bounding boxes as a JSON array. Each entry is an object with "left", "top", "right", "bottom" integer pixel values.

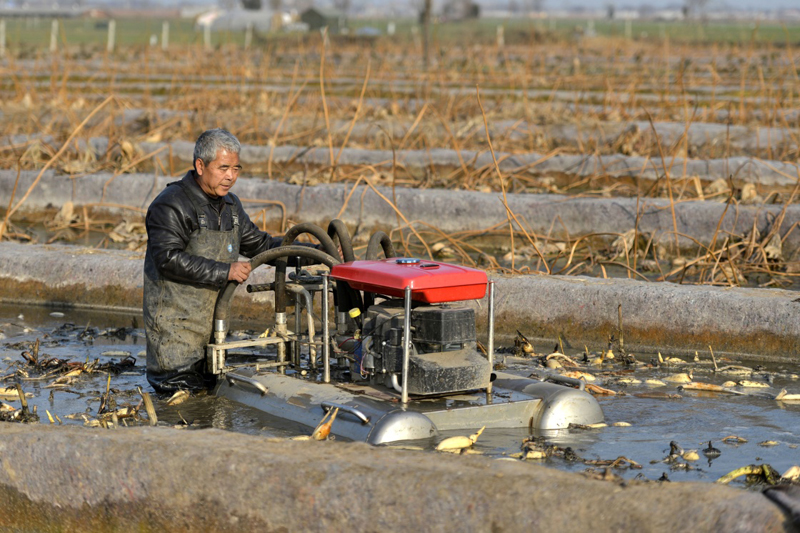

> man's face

[{"left": 195, "top": 149, "right": 242, "bottom": 198}]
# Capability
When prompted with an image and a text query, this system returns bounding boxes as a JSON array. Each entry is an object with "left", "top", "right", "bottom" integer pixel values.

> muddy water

[{"left": 1, "top": 303, "right": 798, "bottom": 487}]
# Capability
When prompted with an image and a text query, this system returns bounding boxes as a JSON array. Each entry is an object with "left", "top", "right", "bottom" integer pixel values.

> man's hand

[{"left": 228, "top": 261, "right": 252, "bottom": 283}]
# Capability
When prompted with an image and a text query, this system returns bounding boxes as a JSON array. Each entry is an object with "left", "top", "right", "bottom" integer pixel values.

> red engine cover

[{"left": 330, "top": 259, "right": 488, "bottom": 303}]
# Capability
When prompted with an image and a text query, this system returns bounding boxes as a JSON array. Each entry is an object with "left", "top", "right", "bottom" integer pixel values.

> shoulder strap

[{"left": 176, "top": 180, "right": 208, "bottom": 229}]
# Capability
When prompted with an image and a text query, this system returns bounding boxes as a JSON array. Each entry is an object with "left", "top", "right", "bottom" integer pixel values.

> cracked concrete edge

[
  {"left": 2, "top": 170, "right": 800, "bottom": 258},
  {"left": 0, "top": 424, "right": 792, "bottom": 533},
  {"left": 1, "top": 242, "right": 799, "bottom": 362}
]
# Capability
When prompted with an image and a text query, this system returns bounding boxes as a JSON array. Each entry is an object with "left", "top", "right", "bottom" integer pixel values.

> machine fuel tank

[{"left": 330, "top": 259, "right": 487, "bottom": 303}]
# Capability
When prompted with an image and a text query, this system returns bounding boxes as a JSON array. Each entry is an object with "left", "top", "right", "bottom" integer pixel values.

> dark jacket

[{"left": 145, "top": 172, "right": 289, "bottom": 287}]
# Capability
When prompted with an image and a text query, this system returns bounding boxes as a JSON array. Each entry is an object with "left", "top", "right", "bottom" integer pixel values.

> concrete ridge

[
  {"left": 83, "top": 136, "right": 800, "bottom": 186},
  {"left": 1, "top": 242, "right": 799, "bottom": 361},
  {"left": 0, "top": 424, "right": 790, "bottom": 533},
  {"left": 2, "top": 171, "right": 800, "bottom": 257}
]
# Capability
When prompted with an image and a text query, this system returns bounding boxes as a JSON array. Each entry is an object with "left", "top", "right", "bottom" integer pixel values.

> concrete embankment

[
  {"left": 3, "top": 171, "right": 800, "bottom": 257},
  {"left": 78, "top": 137, "right": 800, "bottom": 187},
  {"left": 63, "top": 114, "right": 800, "bottom": 157},
  {"left": 2, "top": 242, "right": 800, "bottom": 362},
  {"left": 0, "top": 424, "right": 792, "bottom": 533}
]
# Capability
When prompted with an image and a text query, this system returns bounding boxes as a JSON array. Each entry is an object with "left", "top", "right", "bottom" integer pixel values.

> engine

[{"left": 347, "top": 301, "right": 492, "bottom": 396}]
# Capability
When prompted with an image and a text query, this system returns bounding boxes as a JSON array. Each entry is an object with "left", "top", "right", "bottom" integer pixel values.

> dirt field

[{"left": 3, "top": 18, "right": 800, "bottom": 287}]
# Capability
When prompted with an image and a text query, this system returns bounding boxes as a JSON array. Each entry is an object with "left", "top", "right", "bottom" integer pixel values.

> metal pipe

[
  {"left": 214, "top": 319, "right": 227, "bottom": 345},
  {"left": 487, "top": 280, "right": 495, "bottom": 394},
  {"left": 286, "top": 285, "right": 317, "bottom": 370},
  {"left": 275, "top": 312, "right": 287, "bottom": 373},
  {"left": 390, "top": 373, "right": 402, "bottom": 393},
  {"left": 321, "top": 401, "right": 370, "bottom": 424},
  {"left": 401, "top": 285, "right": 411, "bottom": 405},
  {"left": 275, "top": 224, "right": 342, "bottom": 318},
  {"left": 214, "top": 245, "right": 339, "bottom": 330},
  {"left": 225, "top": 373, "right": 268, "bottom": 396},
  {"left": 293, "top": 293, "right": 301, "bottom": 367},
  {"left": 322, "top": 274, "right": 330, "bottom": 383},
  {"left": 541, "top": 372, "right": 586, "bottom": 391}
]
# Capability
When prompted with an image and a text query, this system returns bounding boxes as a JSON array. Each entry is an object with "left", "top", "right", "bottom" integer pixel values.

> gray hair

[{"left": 193, "top": 128, "right": 241, "bottom": 169}]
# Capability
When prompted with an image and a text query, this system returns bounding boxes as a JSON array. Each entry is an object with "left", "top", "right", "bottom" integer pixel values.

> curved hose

[
  {"left": 364, "top": 231, "right": 396, "bottom": 308},
  {"left": 327, "top": 219, "right": 356, "bottom": 263},
  {"left": 214, "top": 245, "right": 341, "bottom": 325},
  {"left": 325, "top": 219, "right": 362, "bottom": 314},
  {"left": 274, "top": 223, "right": 342, "bottom": 317},
  {"left": 279, "top": 223, "right": 340, "bottom": 258},
  {"left": 365, "top": 231, "right": 396, "bottom": 260}
]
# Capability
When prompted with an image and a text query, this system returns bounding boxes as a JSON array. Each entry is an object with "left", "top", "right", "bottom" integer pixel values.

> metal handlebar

[
  {"left": 226, "top": 373, "right": 269, "bottom": 396},
  {"left": 321, "top": 401, "right": 370, "bottom": 425}
]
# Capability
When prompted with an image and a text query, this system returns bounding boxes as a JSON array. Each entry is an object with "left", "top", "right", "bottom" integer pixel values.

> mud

[
  {"left": 2, "top": 242, "right": 800, "bottom": 361},
  {"left": 0, "top": 424, "right": 792, "bottom": 533}
]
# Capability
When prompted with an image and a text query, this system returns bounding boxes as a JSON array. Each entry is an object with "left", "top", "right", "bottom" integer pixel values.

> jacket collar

[{"left": 181, "top": 171, "right": 235, "bottom": 206}]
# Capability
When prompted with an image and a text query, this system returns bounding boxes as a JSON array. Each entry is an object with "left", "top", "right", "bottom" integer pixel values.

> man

[{"left": 144, "top": 128, "right": 305, "bottom": 392}]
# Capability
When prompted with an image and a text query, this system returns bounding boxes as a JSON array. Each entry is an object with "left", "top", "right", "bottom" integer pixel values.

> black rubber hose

[
  {"left": 214, "top": 246, "right": 341, "bottom": 325},
  {"left": 327, "top": 219, "right": 356, "bottom": 263},
  {"left": 276, "top": 221, "right": 362, "bottom": 314},
  {"left": 365, "top": 231, "right": 396, "bottom": 260},
  {"left": 364, "top": 231, "right": 397, "bottom": 309},
  {"left": 325, "top": 219, "right": 360, "bottom": 314},
  {"left": 274, "top": 223, "right": 342, "bottom": 317}
]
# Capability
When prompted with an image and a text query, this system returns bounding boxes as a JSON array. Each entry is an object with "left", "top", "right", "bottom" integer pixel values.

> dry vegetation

[{"left": 2, "top": 25, "right": 800, "bottom": 287}]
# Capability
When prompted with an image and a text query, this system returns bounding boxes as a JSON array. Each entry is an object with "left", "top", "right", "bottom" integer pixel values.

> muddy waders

[{"left": 144, "top": 184, "right": 240, "bottom": 392}]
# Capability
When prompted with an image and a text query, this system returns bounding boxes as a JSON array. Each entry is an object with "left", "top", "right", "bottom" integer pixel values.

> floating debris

[
  {"left": 166, "top": 390, "right": 190, "bottom": 406},
  {"left": 669, "top": 441, "right": 684, "bottom": 457},
  {"left": 682, "top": 450, "right": 700, "bottom": 461},
  {"left": 663, "top": 372, "right": 693, "bottom": 384},
  {"left": 311, "top": 407, "right": 339, "bottom": 441},
  {"left": 782, "top": 466, "right": 800, "bottom": 482},
  {"left": 716, "top": 365, "right": 753, "bottom": 376},
  {"left": 520, "top": 437, "right": 552, "bottom": 460},
  {"left": 716, "top": 464, "right": 780, "bottom": 485},
  {"left": 546, "top": 352, "right": 579, "bottom": 367},
  {"left": 585, "top": 383, "right": 616, "bottom": 395},
  {"left": 561, "top": 370, "right": 596, "bottom": 382},
  {"left": 633, "top": 392, "right": 682, "bottom": 400},
  {"left": 138, "top": 387, "right": 157, "bottom": 426},
  {"left": 514, "top": 330, "right": 535, "bottom": 357},
  {"left": 679, "top": 382, "right": 726, "bottom": 392},
  {"left": 568, "top": 422, "right": 607, "bottom": 430},
  {"left": 703, "top": 441, "right": 721, "bottom": 458},
  {"left": 738, "top": 380, "right": 770, "bottom": 388},
  {"left": 722, "top": 435, "right": 748, "bottom": 444},
  {"left": 758, "top": 440, "right": 780, "bottom": 447},
  {"left": 101, "top": 350, "right": 132, "bottom": 357},
  {"left": 775, "top": 389, "right": 800, "bottom": 402},
  {"left": 0, "top": 386, "right": 33, "bottom": 398},
  {"left": 584, "top": 456, "right": 642, "bottom": 469},
  {"left": 436, "top": 426, "right": 485, "bottom": 452}
]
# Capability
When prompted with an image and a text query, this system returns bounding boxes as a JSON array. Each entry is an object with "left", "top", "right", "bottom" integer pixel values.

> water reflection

[{"left": 1, "top": 303, "right": 798, "bottom": 486}]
